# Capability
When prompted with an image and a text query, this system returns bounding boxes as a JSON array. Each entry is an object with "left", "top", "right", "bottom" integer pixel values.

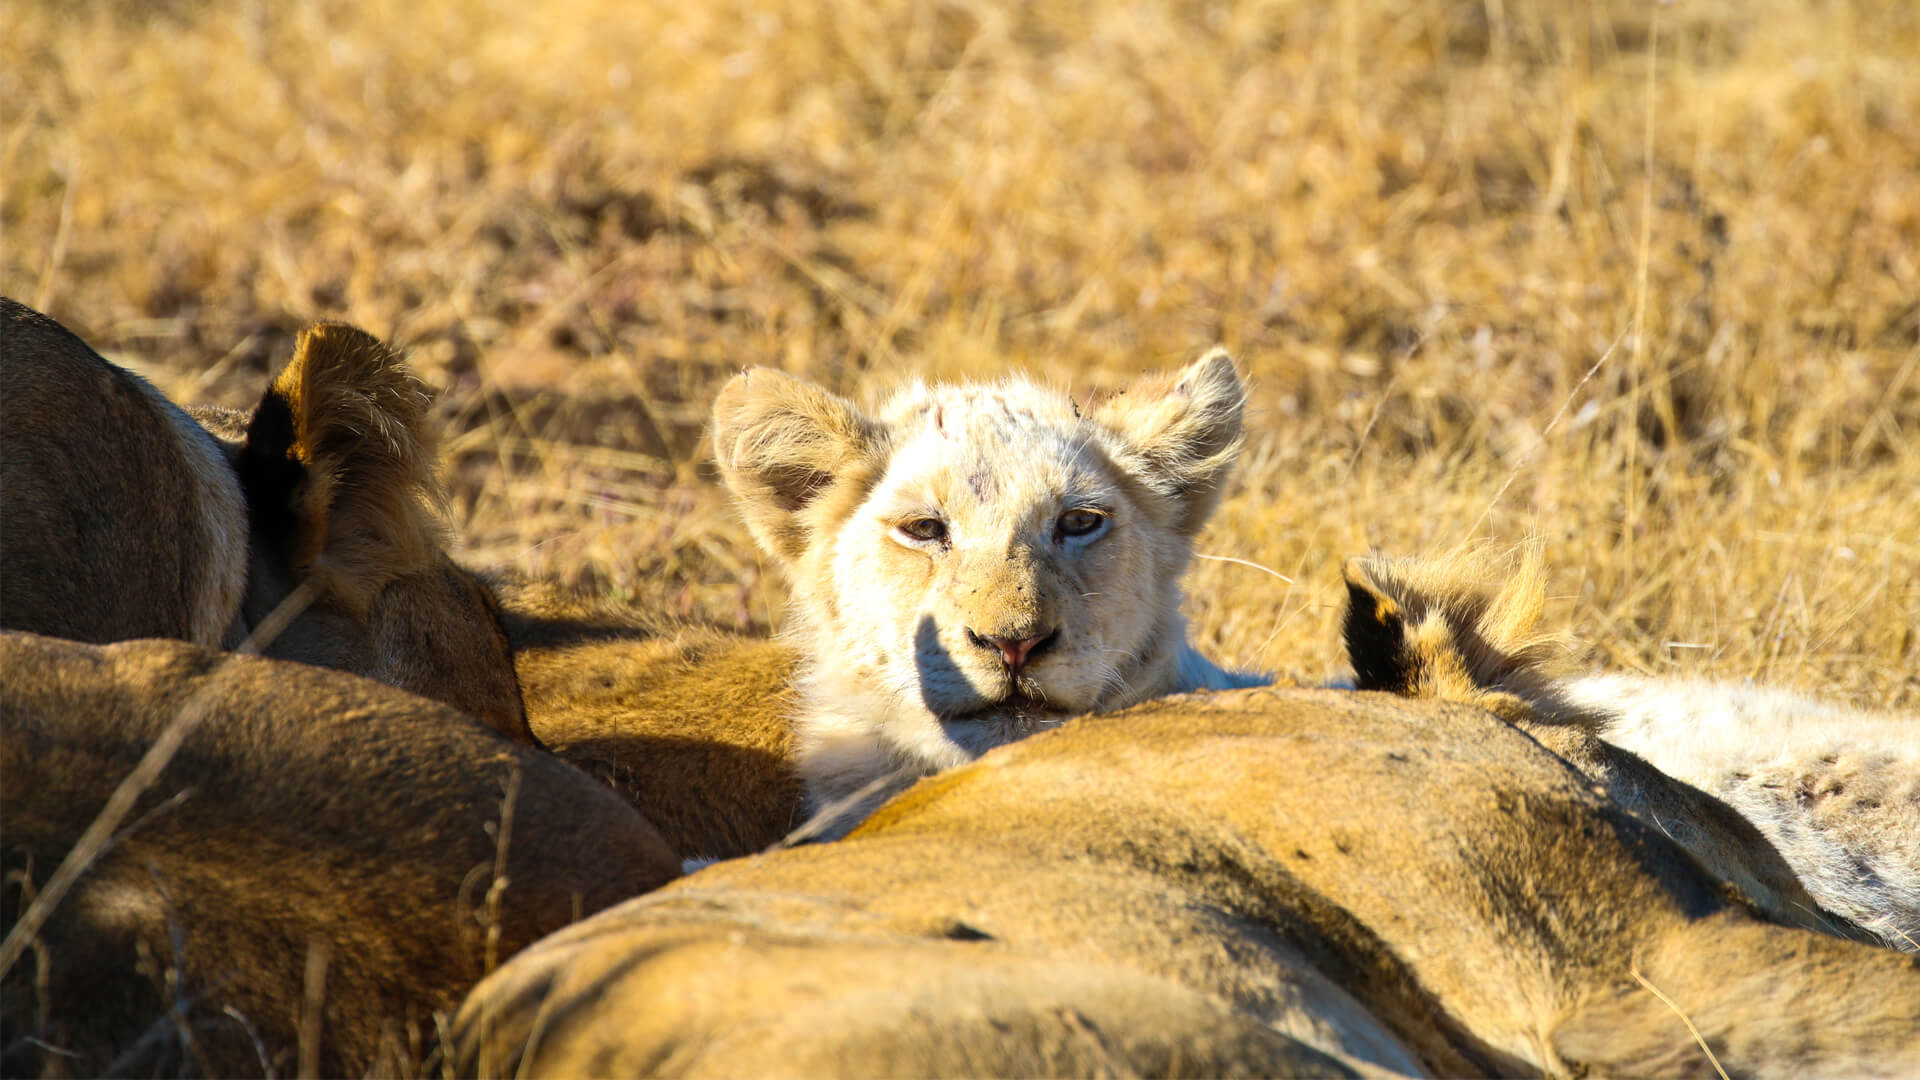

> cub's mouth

[
  {"left": 946, "top": 686, "right": 1068, "bottom": 722},
  {"left": 939, "top": 695, "right": 1070, "bottom": 755},
  {"left": 996, "top": 690, "right": 1053, "bottom": 713}
]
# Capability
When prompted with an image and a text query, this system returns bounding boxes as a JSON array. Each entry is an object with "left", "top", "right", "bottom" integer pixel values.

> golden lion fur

[
  {"left": 1, "top": 297, "right": 248, "bottom": 650},
  {"left": 0, "top": 302, "right": 531, "bottom": 744},
  {"left": 0, "top": 632, "right": 678, "bottom": 1077},
  {"left": 454, "top": 687, "right": 1920, "bottom": 1078}
]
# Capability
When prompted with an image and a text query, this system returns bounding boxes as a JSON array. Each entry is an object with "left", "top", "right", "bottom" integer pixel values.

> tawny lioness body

[
  {"left": 2, "top": 307, "right": 653, "bottom": 1075},
  {"left": 3, "top": 300, "right": 798, "bottom": 864},
  {"left": 497, "top": 580, "right": 805, "bottom": 861},
  {"left": 454, "top": 687, "right": 1920, "bottom": 1079},
  {"left": 0, "top": 631, "right": 679, "bottom": 1078},
  {"left": 1341, "top": 549, "right": 1916, "bottom": 948},
  {"left": 709, "top": 351, "right": 1268, "bottom": 836}
]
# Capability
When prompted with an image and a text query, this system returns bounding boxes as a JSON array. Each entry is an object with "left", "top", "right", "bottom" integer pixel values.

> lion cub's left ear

[{"left": 1093, "top": 348, "right": 1246, "bottom": 537}]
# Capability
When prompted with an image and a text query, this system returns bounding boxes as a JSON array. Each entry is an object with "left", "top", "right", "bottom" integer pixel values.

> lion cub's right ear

[
  {"left": 1093, "top": 348, "right": 1247, "bottom": 538},
  {"left": 711, "top": 367, "right": 887, "bottom": 566},
  {"left": 1340, "top": 548, "right": 1558, "bottom": 705}
]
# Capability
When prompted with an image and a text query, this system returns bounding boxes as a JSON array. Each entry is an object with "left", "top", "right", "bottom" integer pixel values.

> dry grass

[{"left": 6, "top": 0, "right": 1917, "bottom": 706}]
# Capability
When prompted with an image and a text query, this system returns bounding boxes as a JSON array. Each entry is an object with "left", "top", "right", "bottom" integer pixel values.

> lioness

[
  {"left": 0, "top": 300, "right": 528, "bottom": 743},
  {"left": 2, "top": 301, "right": 799, "bottom": 862},
  {"left": 1341, "top": 548, "right": 1911, "bottom": 947},
  {"left": 710, "top": 350, "right": 1269, "bottom": 834},
  {"left": 453, "top": 687, "right": 1920, "bottom": 1078},
  {"left": 498, "top": 580, "right": 806, "bottom": 861},
  {"left": 0, "top": 631, "right": 679, "bottom": 1078}
]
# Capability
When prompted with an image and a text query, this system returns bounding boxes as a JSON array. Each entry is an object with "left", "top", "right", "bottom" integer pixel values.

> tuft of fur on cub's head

[
  {"left": 712, "top": 350, "right": 1265, "bottom": 825},
  {"left": 1341, "top": 545, "right": 1579, "bottom": 727}
]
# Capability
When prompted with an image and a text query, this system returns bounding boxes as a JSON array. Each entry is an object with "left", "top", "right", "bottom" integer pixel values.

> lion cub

[{"left": 712, "top": 351, "right": 1267, "bottom": 835}]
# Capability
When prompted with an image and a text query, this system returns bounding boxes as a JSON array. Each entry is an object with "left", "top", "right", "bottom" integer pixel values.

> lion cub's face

[
  {"left": 831, "top": 381, "right": 1176, "bottom": 742},
  {"left": 714, "top": 351, "right": 1248, "bottom": 809}
]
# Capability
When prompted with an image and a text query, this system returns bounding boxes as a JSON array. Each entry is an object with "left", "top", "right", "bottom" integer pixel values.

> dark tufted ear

[
  {"left": 231, "top": 324, "right": 533, "bottom": 746},
  {"left": 1342, "top": 557, "right": 1420, "bottom": 693},
  {"left": 237, "top": 323, "right": 446, "bottom": 617},
  {"left": 710, "top": 367, "right": 888, "bottom": 568},
  {"left": 1092, "top": 348, "right": 1246, "bottom": 537},
  {"left": 1339, "top": 547, "right": 1558, "bottom": 703}
]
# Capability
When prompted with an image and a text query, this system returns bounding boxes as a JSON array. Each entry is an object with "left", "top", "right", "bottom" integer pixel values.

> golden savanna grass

[{"left": 5, "top": 0, "right": 1917, "bottom": 705}]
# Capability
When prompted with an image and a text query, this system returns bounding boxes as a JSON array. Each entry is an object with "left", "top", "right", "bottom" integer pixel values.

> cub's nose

[{"left": 965, "top": 627, "right": 1059, "bottom": 675}]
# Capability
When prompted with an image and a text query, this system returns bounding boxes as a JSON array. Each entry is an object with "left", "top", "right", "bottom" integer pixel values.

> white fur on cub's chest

[{"left": 712, "top": 352, "right": 1267, "bottom": 837}]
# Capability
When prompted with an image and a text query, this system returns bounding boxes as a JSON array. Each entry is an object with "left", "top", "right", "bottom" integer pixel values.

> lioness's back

[
  {"left": 455, "top": 687, "right": 1920, "bottom": 1078},
  {"left": 0, "top": 298, "right": 246, "bottom": 645}
]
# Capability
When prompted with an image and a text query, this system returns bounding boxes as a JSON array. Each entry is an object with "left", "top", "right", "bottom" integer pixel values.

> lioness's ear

[
  {"left": 239, "top": 324, "right": 446, "bottom": 614},
  {"left": 1341, "top": 557, "right": 1419, "bottom": 693},
  {"left": 1094, "top": 348, "right": 1245, "bottom": 537},
  {"left": 712, "top": 367, "right": 885, "bottom": 566}
]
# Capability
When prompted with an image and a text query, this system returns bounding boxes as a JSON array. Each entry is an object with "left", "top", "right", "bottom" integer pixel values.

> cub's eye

[
  {"left": 896, "top": 517, "right": 949, "bottom": 544},
  {"left": 1056, "top": 508, "right": 1107, "bottom": 539}
]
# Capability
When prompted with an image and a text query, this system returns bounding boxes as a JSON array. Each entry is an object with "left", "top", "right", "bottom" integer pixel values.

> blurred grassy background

[{"left": 5, "top": 0, "right": 1916, "bottom": 704}]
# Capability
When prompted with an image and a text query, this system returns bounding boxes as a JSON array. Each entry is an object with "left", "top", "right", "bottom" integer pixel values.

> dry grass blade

[
  {"left": 298, "top": 942, "right": 329, "bottom": 1080},
  {"left": 482, "top": 767, "right": 523, "bottom": 976},
  {"left": 1629, "top": 967, "right": 1732, "bottom": 1080},
  {"left": 1192, "top": 553, "right": 1295, "bottom": 585}
]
